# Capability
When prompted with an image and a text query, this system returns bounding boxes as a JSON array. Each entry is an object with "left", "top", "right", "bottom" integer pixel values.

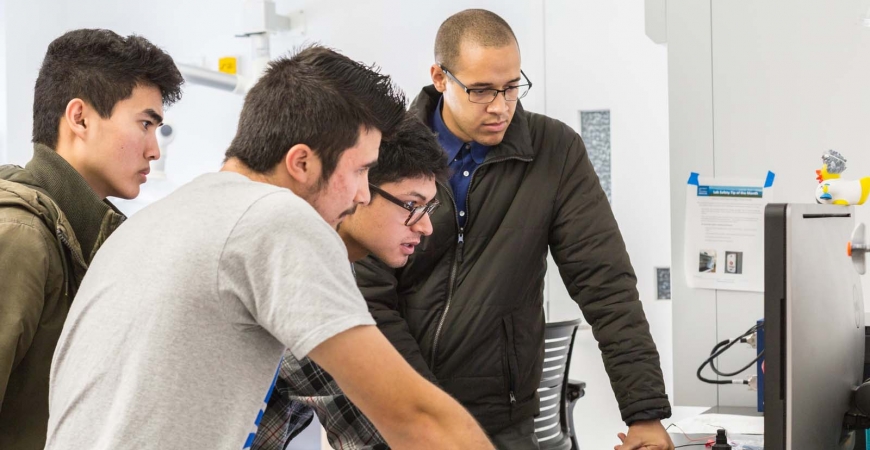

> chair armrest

[
  {"left": 565, "top": 379, "right": 586, "bottom": 445},
  {"left": 567, "top": 379, "right": 586, "bottom": 402}
]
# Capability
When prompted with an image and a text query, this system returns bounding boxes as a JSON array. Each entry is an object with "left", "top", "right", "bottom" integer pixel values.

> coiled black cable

[{"left": 697, "top": 323, "right": 764, "bottom": 384}]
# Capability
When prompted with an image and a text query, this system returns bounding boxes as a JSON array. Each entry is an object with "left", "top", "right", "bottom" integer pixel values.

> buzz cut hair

[{"left": 434, "top": 9, "right": 518, "bottom": 71}]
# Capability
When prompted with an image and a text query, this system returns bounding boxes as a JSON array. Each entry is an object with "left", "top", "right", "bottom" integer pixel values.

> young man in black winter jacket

[{"left": 354, "top": 9, "right": 674, "bottom": 450}]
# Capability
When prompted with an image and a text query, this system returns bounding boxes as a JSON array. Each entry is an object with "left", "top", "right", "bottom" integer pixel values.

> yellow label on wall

[{"left": 218, "top": 57, "right": 238, "bottom": 75}]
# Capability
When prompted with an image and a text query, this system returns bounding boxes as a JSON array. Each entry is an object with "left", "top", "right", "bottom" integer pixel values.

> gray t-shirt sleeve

[{"left": 217, "top": 191, "right": 375, "bottom": 359}]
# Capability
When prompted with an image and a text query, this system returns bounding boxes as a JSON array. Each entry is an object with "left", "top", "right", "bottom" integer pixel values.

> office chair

[{"left": 535, "top": 318, "right": 586, "bottom": 450}]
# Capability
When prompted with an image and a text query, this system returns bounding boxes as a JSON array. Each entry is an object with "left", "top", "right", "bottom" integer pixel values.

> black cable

[
  {"left": 697, "top": 324, "right": 761, "bottom": 385},
  {"left": 697, "top": 325, "right": 756, "bottom": 384},
  {"left": 712, "top": 350, "right": 764, "bottom": 377},
  {"left": 707, "top": 339, "right": 731, "bottom": 376},
  {"left": 709, "top": 325, "right": 764, "bottom": 377},
  {"left": 709, "top": 334, "right": 762, "bottom": 376}
]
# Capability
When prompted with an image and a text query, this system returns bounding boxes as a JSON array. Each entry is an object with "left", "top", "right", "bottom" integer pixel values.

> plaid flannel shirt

[{"left": 252, "top": 349, "right": 388, "bottom": 450}]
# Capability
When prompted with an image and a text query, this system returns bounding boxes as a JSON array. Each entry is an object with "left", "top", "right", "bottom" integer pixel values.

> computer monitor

[{"left": 764, "top": 203, "right": 865, "bottom": 449}]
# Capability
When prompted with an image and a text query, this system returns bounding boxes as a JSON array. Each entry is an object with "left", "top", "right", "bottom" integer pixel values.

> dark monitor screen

[{"left": 764, "top": 203, "right": 865, "bottom": 449}]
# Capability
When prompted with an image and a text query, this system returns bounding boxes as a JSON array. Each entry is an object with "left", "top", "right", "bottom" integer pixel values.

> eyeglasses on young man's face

[
  {"left": 369, "top": 184, "right": 441, "bottom": 226},
  {"left": 439, "top": 65, "right": 533, "bottom": 104}
]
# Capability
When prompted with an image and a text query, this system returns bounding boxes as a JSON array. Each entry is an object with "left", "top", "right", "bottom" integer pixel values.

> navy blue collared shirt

[{"left": 431, "top": 98, "right": 491, "bottom": 229}]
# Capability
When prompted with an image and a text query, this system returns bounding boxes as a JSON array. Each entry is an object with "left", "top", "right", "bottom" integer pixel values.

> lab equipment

[
  {"left": 763, "top": 203, "right": 865, "bottom": 449},
  {"left": 849, "top": 223, "right": 868, "bottom": 275},
  {"left": 712, "top": 428, "right": 732, "bottom": 449},
  {"left": 149, "top": 121, "right": 175, "bottom": 180},
  {"left": 176, "top": 0, "right": 302, "bottom": 94}
]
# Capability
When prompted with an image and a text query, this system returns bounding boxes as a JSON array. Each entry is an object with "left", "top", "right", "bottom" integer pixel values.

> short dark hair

[
  {"left": 369, "top": 114, "right": 449, "bottom": 188},
  {"left": 32, "top": 29, "right": 184, "bottom": 149},
  {"left": 225, "top": 45, "right": 407, "bottom": 181},
  {"left": 434, "top": 9, "right": 518, "bottom": 71}
]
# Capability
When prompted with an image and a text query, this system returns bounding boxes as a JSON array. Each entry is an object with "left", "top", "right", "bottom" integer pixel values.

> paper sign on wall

[{"left": 684, "top": 171, "right": 775, "bottom": 292}]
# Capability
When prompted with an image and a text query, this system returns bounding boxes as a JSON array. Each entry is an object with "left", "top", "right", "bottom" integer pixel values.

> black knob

[{"left": 711, "top": 428, "right": 731, "bottom": 450}]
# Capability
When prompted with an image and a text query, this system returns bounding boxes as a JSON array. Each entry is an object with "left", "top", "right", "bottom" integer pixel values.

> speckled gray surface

[
  {"left": 580, "top": 110, "right": 612, "bottom": 202},
  {"left": 656, "top": 267, "right": 671, "bottom": 300}
]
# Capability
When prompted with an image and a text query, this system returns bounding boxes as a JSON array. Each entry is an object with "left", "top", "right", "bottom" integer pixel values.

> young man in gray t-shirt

[
  {"left": 254, "top": 115, "right": 448, "bottom": 450},
  {"left": 46, "top": 46, "right": 492, "bottom": 450}
]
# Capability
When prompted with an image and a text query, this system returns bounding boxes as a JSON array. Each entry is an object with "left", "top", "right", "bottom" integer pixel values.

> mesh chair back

[{"left": 535, "top": 318, "right": 581, "bottom": 450}]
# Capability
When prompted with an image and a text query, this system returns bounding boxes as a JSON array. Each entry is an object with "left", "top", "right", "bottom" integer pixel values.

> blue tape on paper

[
  {"left": 764, "top": 171, "right": 775, "bottom": 188},
  {"left": 689, "top": 171, "right": 773, "bottom": 188}
]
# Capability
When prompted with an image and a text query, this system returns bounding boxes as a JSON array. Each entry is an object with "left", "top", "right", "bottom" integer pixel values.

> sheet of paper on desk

[{"left": 672, "top": 413, "right": 764, "bottom": 435}]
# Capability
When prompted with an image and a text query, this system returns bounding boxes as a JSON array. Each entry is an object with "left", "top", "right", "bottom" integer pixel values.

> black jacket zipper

[{"left": 429, "top": 155, "right": 532, "bottom": 372}]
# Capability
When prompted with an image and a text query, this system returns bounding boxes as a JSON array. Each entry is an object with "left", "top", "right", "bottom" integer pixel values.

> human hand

[{"left": 613, "top": 420, "right": 674, "bottom": 450}]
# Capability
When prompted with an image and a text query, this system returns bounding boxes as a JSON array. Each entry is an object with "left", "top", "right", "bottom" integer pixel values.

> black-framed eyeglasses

[
  {"left": 369, "top": 184, "right": 441, "bottom": 226},
  {"left": 440, "top": 65, "right": 533, "bottom": 104}
]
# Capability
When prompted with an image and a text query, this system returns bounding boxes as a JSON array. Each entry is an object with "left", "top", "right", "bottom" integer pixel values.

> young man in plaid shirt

[{"left": 253, "top": 114, "right": 447, "bottom": 450}]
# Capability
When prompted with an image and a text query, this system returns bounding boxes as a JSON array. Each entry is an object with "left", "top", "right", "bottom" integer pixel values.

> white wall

[
  {"left": 541, "top": 2, "right": 672, "bottom": 449},
  {"left": 543, "top": 2, "right": 672, "bottom": 311},
  {"left": 669, "top": 0, "right": 870, "bottom": 407},
  {"left": 1, "top": 1, "right": 672, "bottom": 448},
  {"left": 3, "top": 1, "right": 67, "bottom": 165},
  {"left": 41, "top": 0, "right": 546, "bottom": 185},
  {"left": 668, "top": 0, "right": 720, "bottom": 409}
]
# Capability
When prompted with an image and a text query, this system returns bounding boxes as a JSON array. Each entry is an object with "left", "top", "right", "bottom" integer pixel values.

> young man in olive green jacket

[{"left": 0, "top": 29, "right": 183, "bottom": 449}]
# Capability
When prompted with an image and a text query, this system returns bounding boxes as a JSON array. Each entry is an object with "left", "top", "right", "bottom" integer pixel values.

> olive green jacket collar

[{"left": 24, "top": 144, "right": 125, "bottom": 262}]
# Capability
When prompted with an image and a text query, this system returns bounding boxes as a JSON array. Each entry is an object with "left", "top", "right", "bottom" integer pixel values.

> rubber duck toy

[{"left": 815, "top": 150, "right": 870, "bottom": 206}]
